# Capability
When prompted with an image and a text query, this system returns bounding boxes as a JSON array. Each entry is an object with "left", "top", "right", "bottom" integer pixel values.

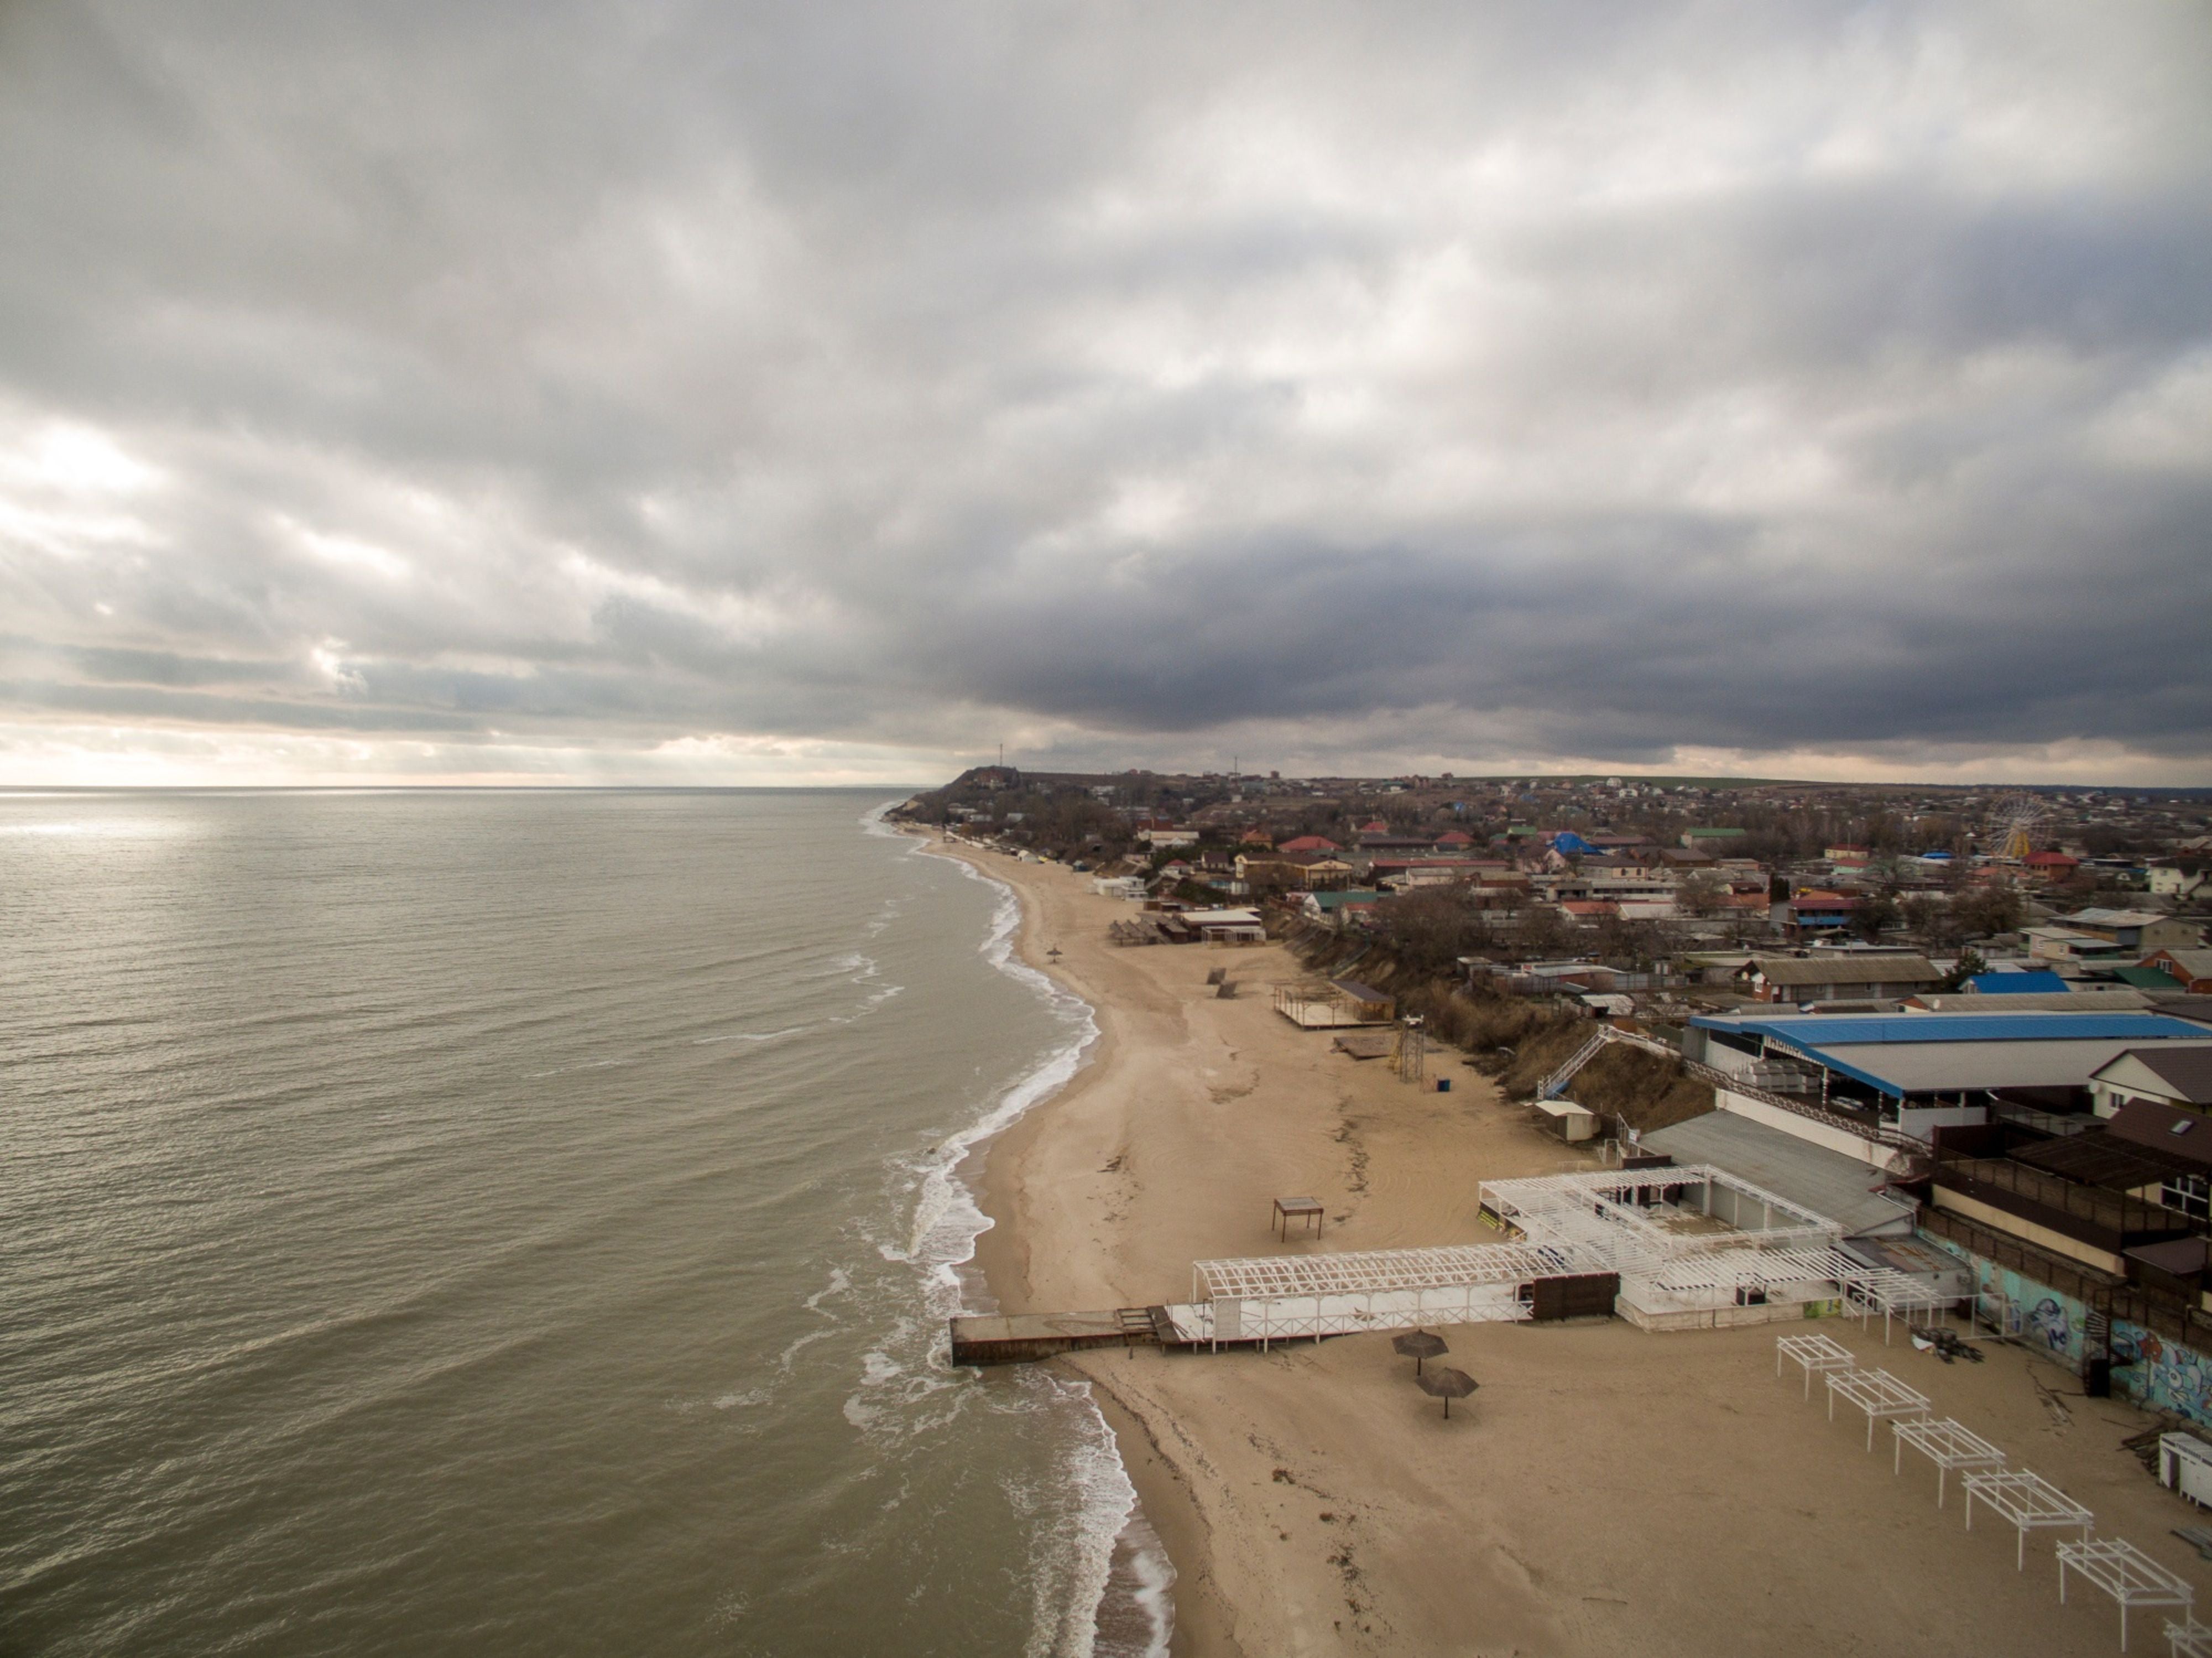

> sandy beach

[{"left": 943, "top": 841, "right": 2212, "bottom": 1657}]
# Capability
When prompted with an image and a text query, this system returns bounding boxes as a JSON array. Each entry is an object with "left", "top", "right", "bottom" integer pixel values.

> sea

[{"left": 0, "top": 788, "right": 1170, "bottom": 1658}]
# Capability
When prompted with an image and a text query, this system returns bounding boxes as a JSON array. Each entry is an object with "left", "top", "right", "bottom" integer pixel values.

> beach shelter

[
  {"left": 1416, "top": 1367, "right": 1479, "bottom": 1419},
  {"left": 1392, "top": 1330, "right": 1448, "bottom": 1377}
]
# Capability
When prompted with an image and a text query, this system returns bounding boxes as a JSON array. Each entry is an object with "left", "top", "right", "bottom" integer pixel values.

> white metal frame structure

[
  {"left": 1826, "top": 1367, "right": 1931, "bottom": 1451},
  {"left": 1846, "top": 1270, "right": 1952, "bottom": 1344},
  {"left": 2166, "top": 1612, "right": 2212, "bottom": 1657},
  {"left": 1480, "top": 1166, "right": 1840, "bottom": 1266},
  {"left": 1175, "top": 1166, "right": 1873, "bottom": 1348},
  {"left": 1964, "top": 1468, "right": 2095, "bottom": 1570},
  {"left": 1893, "top": 1417, "right": 2007, "bottom": 1506},
  {"left": 1777, "top": 1332, "right": 1856, "bottom": 1398},
  {"left": 1187, "top": 1241, "right": 1595, "bottom": 1347},
  {"left": 2057, "top": 1538, "right": 2194, "bottom": 1652}
]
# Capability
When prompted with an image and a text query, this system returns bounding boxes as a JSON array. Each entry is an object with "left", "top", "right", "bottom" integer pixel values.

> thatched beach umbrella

[
  {"left": 1416, "top": 1367, "right": 1479, "bottom": 1419},
  {"left": 1391, "top": 1329, "right": 1448, "bottom": 1376}
]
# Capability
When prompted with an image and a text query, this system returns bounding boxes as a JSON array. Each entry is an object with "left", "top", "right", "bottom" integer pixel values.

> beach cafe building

[{"left": 1683, "top": 1010, "right": 2212, "bottom": 1146}]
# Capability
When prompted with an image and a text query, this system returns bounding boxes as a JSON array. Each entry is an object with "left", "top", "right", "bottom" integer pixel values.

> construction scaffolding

[
  {"left": 2057, "top": 1538, "right": 2194, "bottom": 1652},
  {"left": 1892, "top": 1417, "right": 2007, "bottom": 1506},
  {"left": 1963, "top": 1468, "right": 2095, "bottom": 1571}
]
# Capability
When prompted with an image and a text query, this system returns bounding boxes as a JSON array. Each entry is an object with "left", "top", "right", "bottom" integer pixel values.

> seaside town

[{"left": 901, "top": 765, "right": 2212, "bottom": 1652}]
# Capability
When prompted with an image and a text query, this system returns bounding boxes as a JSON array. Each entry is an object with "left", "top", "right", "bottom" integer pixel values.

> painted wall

[
  {"left": 1922, "top": 1231, "right": 2212, "bottom": 1431},
  {"left": 2112, "top": 1322, "right": 2212, "bottom": 1428},
  {"left": 1921, "top": 1233, "right": 2089, "bottom": 1367}
]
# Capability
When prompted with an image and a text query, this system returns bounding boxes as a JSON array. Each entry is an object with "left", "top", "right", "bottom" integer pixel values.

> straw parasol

[
  {"left": 1416, "top": 1367, "right": 1479, "bottom": 1419},
  {"left": 1391, "top": 1329, "right": 1448, "bottom": 1375}
]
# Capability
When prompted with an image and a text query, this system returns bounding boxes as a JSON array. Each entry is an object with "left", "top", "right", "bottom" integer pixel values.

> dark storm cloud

[{"left": 1, "top": 0, "right": 2208, "bottom": 777}]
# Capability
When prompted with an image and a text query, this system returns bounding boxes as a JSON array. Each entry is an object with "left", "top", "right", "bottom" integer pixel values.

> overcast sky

[{"left": 2, "top": 2, "right": 2208, "bottom": 786}]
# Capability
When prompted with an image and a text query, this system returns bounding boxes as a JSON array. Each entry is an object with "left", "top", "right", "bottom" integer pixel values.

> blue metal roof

[
  {"left": 1965, "top": 971, "right": 2069, "bottom": 994},
  {"left": 1691, "top": 1012, "right": 2210, "bottom": 1045}
]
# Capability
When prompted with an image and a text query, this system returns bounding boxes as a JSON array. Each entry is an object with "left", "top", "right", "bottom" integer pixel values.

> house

[
  {"left": 1276, "top": 835, "right": 1340, "bottom": 855},
  {"left": 2059, "top": 909, "right": 2205, "bottom": 953},
  {"left": 2143, "top": 950, "right": 2212, "bottom": 994},
  {"left": 2022, "top": 850, "right": 2081, "bottom": 882},
  {"left": 1433, "top": 830, "right": 1474, "bottom": 851},
  {"left": 1783, "top": 891, "right": 1859, "bottom": 937},
  {"left": 2091, "top": 1048, "right": 2212, "bottom": 1118},
  {"left": 1181, "top": 906, "right": 1268, "bottom": 945},
  {"left": 2026, "top": 926, "right": 2132, "bottom": 967},
  {"left": 1680, "top": 828, "right": 1749, "bottom": 849},
  {"left": 1559, "top": 899, "right": 1618, "bottom": 922},
  {"left": 1742, "top": 954, "right": 1942, "bottom": 1004},
  {"left": 1301, "top": 890, "right": 1384, "bottom": 926},
  {"left": 1963, "top": 971, "right": 2072, "bottom": 995},
  {"left": 1825, "top": 844, "right": 1873, "bottom": 867},
  {"left": 1137, "top": 826, "right": 1199, "bottom": 849},
  {"left": 1239, "top": 828, "right": 1275, "bottom": 848},
  {"left": 2148, "top": 865, "right": 2206, "bottom": 900}
]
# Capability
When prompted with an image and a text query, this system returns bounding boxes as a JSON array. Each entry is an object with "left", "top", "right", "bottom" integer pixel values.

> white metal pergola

[
  {"left": 2057, "top": 1538, "right": 2195, "bottom": 1652},
  {"left": 1479, "top": 1166, "right": 1842, "bottom": 1265},
  {"left": 1893, "top": 1417, "right": 2007, "bottom": 1506},
  {"left": 1826, "top": 1367, "right": 1931, "bottom": 1451},
  {"left": 1846, "top": 1269, "right": 1952, "bottom": 1344},
  {"left": 1642, "top": 1246, "right": 1875, "bottom": 1310},
  {"left": 2166, "top": 1612, "right": 2212, "bottom": 1657},
  {"left": 1964, "top": 1468, "right": 2096, "bottom": 1571},
  {"left": 1189, "top": 1241, "right": 1594, "bottom": 1347},
  {"left": 1177, "top": 1166, "right": 1874, "bottom": 1348},
  {"left": 1777, "top": 1332, "right": 1856, "bottom": 1398}
]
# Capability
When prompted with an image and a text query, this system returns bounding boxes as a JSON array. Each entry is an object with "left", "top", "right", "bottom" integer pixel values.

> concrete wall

[
  {"left": 1715, "top": 1088, "right": 1907, "bottom": 1172},
  {"left": 1922, "top": 1230, "right": 2212, "bottom": 1433},
  {"left": 1897, "top": 1104, "right": 1987, "bottom": 1141}
]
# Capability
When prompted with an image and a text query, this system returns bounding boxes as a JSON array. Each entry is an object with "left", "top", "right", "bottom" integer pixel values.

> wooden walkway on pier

[{"left": 950, "top": 1307, "right": 1190, "bottom": 1365}]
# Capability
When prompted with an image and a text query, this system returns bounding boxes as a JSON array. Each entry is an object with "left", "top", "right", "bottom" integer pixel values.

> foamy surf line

[{"left": 872, "top": 813, "right": 1171, "bottom": 1658}]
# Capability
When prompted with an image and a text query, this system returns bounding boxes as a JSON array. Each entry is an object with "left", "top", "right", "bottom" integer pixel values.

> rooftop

[{"left": 1640, "top": 1111, "right": 1915, "bottom": 1239}]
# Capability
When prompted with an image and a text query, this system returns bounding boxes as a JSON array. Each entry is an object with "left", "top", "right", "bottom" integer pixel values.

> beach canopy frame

[
  {"left": 2057, "top": 1537, "right": 2194, "bottom": 1652},
  {"left": 1893, "top": 1417, "right": 2007, "bottom": 1506},
  {"left": 1191, "top": 1240, "right": 1594, "bottom": 1347},
  {"left": 1777, "top": 1332, "right": 1856, "bottom": 1399},
  {"left": 1846, "top": 1269, "right": 1953, "bottom": 1344},
  {"left": 1826, "top": 1367, "right": 1932, "bottom": 1451},
  {"left": 2166, "top": 1612, "right": 2212, "bottom": 1657},
  {"left": 1963, "top": 1468, "right": 2095, "bottom": 1571}
]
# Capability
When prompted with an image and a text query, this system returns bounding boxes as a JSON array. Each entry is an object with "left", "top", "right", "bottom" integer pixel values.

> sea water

[{"left": 0, "top": 789, "right": 1169, "bottom": 1657}]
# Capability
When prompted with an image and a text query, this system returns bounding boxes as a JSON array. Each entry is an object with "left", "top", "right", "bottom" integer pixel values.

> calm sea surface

[{"left": 0, "top": 790, "right": 1165, "bottom": 1657}]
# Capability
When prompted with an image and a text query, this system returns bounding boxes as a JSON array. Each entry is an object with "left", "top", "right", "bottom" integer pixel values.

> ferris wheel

[{"left": 1989, "top": 794, "right": 2048, "bottom": 862}]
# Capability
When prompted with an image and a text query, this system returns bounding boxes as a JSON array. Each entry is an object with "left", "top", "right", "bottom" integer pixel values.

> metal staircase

[{"left": 1532, "top": 1021, "right": 1928, "bottom": 1160}]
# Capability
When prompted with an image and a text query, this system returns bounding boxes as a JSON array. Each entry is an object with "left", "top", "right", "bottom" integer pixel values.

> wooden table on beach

[{"left": 1272, "top": 1197, "right": 1324, "bottom": 1239}]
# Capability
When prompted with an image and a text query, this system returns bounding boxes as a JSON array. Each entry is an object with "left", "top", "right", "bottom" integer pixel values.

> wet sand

[{"left": 944, "top": 841, "right": 2212, "bottom": 1656}]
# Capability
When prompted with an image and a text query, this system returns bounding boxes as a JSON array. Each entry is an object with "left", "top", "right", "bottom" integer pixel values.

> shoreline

[
  {"left": 924, "top": 831, "right": 2212, "bottom": 1658},
  {"left": 923, "top": 833, "right": 1228, "bottom": 1655}
]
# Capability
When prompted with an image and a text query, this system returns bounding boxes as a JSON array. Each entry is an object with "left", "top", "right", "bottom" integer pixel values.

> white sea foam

[
  {"left": 690, "top": 1025, "right": 811, "bottom": 1046},
  {"left": 893, "top": 825, "right": 1170, "bottom": 1658}
]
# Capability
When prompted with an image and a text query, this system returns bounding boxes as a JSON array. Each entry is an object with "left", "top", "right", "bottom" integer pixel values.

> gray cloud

[{"left": 1, "top": 0, "right": 2209, "bottom": 781}]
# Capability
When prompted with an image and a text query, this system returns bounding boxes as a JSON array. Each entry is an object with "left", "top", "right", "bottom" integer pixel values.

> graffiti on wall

[
  {"left": 2112, "top": 1324, "right": 2212, "bottom": 1428},
  {"left": 1922, "top": 1232, "right": 2212, "bottom": 1431}
]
